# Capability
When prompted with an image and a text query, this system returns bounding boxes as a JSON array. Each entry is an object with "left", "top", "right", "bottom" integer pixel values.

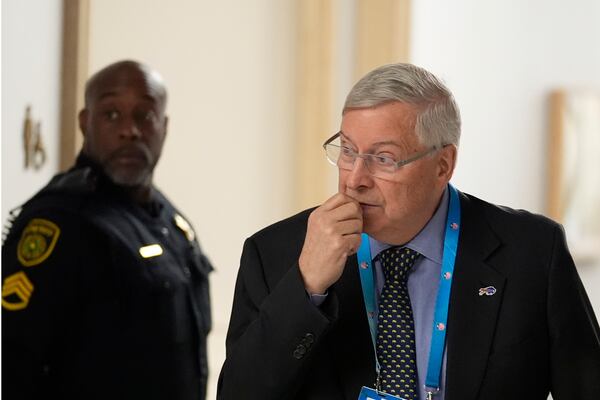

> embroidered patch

[
  {"left": 17, "top": 218, "right": 61, "bottom": 267},
  {"left": 2, "top": 271, "right": 34, "bottom": 311},
  {"left": 174, "top": 214, "right": 195, "bottom": 242}
]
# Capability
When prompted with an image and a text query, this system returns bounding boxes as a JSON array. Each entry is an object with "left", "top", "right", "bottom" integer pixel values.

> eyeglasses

[{"left": 323, "top": 132, "right": 443, "bottom": 181}]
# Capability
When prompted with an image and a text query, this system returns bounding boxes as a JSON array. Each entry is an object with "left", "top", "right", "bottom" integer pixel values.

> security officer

[{"left": 2, "top": 60, "right": 212, "bottom": 400}]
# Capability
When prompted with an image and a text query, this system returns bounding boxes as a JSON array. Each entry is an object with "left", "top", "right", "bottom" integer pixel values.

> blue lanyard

[
  {"left": 357, "top": 184, "right": 461, "bottom": 397},
  {"left": 356, "top": 231, "right": 380, "bottom": 372}
]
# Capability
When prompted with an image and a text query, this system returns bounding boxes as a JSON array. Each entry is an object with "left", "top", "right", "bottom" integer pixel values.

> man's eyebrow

[
  {"left": 339, "top": 132, "right": 353, "bottom": 144},
  {"left": 97, "top": 91, "right": 118, "bottom": 102},
  {"left": 141, "top": 94, "right": 158, "bottom": 104},
  {"left": 96, "top": 92, "right": 158, "bottom": 104},
  {"left": 340, "top": 132, "right": 402, "bottom": 149}
]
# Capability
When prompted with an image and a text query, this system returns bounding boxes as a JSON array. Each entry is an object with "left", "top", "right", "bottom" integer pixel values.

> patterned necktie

[{"left": 376, "top": 246, "right": 420, "bottom": 399}]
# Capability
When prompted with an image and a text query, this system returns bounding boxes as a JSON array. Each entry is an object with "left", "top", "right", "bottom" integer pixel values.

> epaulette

[
  {"left": 2, "top": 167, "right": 98, "bottom": 243},
  {"left": 25, "top": 167, "right": 99, "bottom": 211},
  {"left": 43, "top": 167, "right": 98, "bottom": 196}
]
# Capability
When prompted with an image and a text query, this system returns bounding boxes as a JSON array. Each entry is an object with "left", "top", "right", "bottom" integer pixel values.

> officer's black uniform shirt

[{"left": 2, "top": 153, "right": 212, "bottom": 400}]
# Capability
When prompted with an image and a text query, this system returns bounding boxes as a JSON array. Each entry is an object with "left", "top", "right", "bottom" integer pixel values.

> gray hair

[{"left": 343, "top": 63, "right": 461, "bottom": 147}]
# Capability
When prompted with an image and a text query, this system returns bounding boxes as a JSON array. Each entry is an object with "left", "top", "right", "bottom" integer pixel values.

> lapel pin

[
  {"left": 478, "top": 286, "right": 497, "bottom": 296},
  {"left": 450, "top": 222, "right": 459, "bottom": 230}
]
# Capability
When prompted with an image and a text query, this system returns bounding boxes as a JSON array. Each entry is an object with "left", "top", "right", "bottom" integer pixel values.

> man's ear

[
  {"left": 78, "top": 109, "right": 88, "bottom": 137},
  {"left": 163, "top": 115, "right": 169, "bottom": 138},
  {"left": 437, "top": 144, "right": 458, "bottom": 182}
]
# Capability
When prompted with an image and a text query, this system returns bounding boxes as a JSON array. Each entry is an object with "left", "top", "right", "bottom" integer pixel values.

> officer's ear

[
  {"left": 78, "top": 109, "right": 88, "bottom": 137},
  {"left": 162, "top": 115, "right": 169, "bottom": 138}
]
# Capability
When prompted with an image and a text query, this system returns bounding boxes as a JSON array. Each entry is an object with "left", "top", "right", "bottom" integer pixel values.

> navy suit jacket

[{"left": 218, "top": 191, "right": 600, "bottom": 399}]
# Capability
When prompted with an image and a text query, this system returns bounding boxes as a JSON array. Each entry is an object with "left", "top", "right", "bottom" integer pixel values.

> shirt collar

[
  {"left": 74, "top": 152, "right": 164, "bottom": 217},
  {"left": 369, "top": 186, "right": 449, "bottom": 265}
]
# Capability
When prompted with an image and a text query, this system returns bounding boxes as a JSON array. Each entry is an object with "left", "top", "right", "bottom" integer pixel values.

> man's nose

[
  {"left": 345, "top": 157, "right": 372, "bottom": 189},
  {"left": 119, "top": 119, "right": 142, "bottom": 140}
]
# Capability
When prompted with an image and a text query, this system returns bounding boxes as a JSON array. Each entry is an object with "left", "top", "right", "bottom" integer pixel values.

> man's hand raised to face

[{"left": 299, "top": 193, "right": 363, "bottom": 295}]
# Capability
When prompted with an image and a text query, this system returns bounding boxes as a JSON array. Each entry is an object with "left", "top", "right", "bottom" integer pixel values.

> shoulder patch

[
  {"left": 17, "top": 218, "right": 61, "bottom": 267},
  {"left": 2, "top": 272, "right": 34, "bottom": 311},
  {"left": 174, "top": 214, "right": 196, "bottom": 242}
]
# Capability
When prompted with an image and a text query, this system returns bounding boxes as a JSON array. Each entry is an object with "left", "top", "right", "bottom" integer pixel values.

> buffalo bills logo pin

[{"left": 478, "top": 286, "right": 497, "bottom": 296}]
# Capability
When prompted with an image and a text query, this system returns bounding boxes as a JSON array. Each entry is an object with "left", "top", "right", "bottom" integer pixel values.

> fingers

[
  {"left": 320, "top": 192, "right": 360, "bottom": 212},
  {"left": 344, "top": 233, "right": 362, "bottom": 255},
  {"left": 298, "top": 192, "right": 365, "bottom": 294},
  {"left": 337, "top": 219, "right": 362, "bottom": 236},
  {"left": 308, "top": 201, "right": 362, "bottom": 238},
  {"left": 320, "top": 194, "right": 362, "bottom": 225},
  {"left": 331, "top": 201, "right": 362, "bottom": 223}
]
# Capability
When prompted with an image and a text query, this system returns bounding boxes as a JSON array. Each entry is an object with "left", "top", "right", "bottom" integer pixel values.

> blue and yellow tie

[{"left": 376, "top": 246, "right": 420, "bottom": 400}]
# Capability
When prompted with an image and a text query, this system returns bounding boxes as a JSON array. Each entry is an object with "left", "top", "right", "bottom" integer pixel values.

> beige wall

[{"left": 1, "top": 0, "right": 63, "bottom": 225}]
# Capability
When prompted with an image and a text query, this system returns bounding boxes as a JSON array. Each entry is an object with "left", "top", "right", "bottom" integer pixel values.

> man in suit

[
  {"left": 217, "top": 63, "right": 600, "bottom": 399},
  {"left": 2, "top": 60, "right": 212, "bottom": 400}
]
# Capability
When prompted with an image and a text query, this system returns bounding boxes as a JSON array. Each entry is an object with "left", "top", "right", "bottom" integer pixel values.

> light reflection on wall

[{"left": 551, "top": 90, "right": 600, "bottom": 266}]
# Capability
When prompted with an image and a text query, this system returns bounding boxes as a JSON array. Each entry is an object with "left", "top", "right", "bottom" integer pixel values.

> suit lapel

[
  {"left": 331, "top": 254, "right": 377, "bottom": 397},
  {"left": 445, "top": 193, "right": 506, "bottom": 400}
]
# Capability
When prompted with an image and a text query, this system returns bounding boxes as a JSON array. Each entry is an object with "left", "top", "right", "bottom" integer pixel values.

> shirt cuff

[{"left": 308, "top": 291, "right": 328, "bottom": 307}]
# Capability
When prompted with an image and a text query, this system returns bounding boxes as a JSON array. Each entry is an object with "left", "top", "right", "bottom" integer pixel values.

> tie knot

[{"left": 379, "top": 246, "right": 419, "bottom": 284}]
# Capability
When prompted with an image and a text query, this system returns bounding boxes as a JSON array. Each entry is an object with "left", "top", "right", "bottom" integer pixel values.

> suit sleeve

[
  {"left": 1, "top": 210, "right": 103, "bottom": 399},
  {"left": 547, "top": 224, "right": 600, "bottom": 399},
  {"left": 217, "top": 237, "right": 339, "bottom": 400}
]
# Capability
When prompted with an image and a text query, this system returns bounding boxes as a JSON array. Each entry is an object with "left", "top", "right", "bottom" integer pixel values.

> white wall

[
  {"left": 87, "top": 1, "right": 297, "bottom": 397},
  {"left": 411, "top": 0, "right": 600, "bottom": 211},
  {"left": 410, "top": 0, "right": 600, "bottom": 313},
  {"left": 1, "top": 0, "right": 63, "bottom": 226}
]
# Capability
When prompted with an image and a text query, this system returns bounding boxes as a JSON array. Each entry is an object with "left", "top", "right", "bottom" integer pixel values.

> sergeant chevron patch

[{"left": 2, "top": 271, "right": 34, "bottom": 311}]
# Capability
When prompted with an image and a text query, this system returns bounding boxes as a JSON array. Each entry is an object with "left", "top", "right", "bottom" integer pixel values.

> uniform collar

[{"left": 74, "top": 152, "right": 164, "bottom": 217}]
